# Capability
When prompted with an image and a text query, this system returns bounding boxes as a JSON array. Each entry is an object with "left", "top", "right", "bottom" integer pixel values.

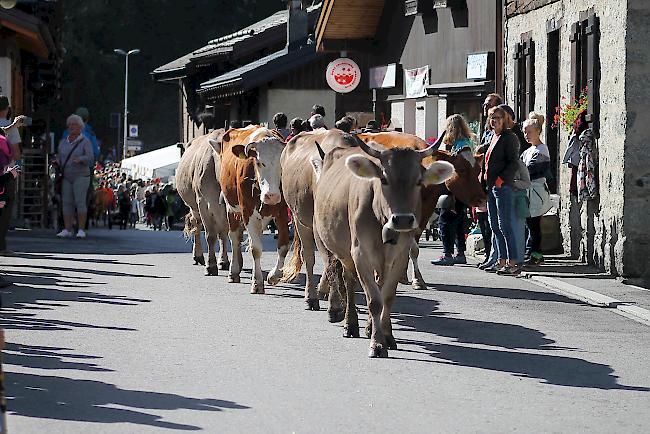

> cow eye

[{"left": 380, "top": 176, "right": 388, "bottom": 185}]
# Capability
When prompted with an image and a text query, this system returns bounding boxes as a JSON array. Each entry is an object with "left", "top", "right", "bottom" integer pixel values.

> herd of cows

[{"left": 175, "top": 125, "right": 486, "bottom": 358}]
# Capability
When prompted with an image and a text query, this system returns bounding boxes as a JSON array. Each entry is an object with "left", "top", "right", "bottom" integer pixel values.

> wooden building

[{"left": 316, "top": 0, "right": 504, "bottom": 139}]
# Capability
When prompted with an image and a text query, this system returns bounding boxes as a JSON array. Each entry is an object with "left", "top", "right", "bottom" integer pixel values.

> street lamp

[{"left": 114, "top": 48, "right": 140, "bottom": 160}]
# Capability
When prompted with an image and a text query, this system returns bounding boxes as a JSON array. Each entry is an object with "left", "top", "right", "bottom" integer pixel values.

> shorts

[{"left": 62, "top": 176, "right": 90, "bottom": 215}]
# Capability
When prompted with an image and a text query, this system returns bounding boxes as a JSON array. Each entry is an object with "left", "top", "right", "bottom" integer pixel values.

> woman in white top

[{"left": 521, "top": 112, "right": 552, "bottom": 265}]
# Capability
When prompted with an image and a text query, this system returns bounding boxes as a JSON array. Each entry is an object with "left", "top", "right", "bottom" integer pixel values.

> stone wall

[
  {"left": 505, "top": 0, "right": 629, "bottom": 276},
  {"left": 624, "top": 0, "right": 650, "bottom": 283}
]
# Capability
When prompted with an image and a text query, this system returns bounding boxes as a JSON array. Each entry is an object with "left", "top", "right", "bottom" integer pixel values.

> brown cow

[
  {"left": 176, "top": 129, "right": 230, "bottom": 275},
  {"left": 357, "top": 132, "right": 486, "bottom": 289},
  {"left": 218, "top": 125, "right": 290, "bottom": 294},
  {"left": 313, "top": 139, "right": 454, "bottom": 357},
  {"left": 281, "top": 129, "right": 356, "bottom": 314}
]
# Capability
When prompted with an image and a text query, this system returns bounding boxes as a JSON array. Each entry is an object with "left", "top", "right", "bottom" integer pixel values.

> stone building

[{"left": 504, "top": 0, "right": 649, "bottom": 284}]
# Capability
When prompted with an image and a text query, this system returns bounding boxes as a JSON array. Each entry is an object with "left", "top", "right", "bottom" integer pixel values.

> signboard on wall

[
  {"left": 404, "top": 65, "right": 429, "bottom": 99},
  {"left": 326, "top": 58, "right": 361, "bottom": 93},
  {"left": 369, "top": 64, "right": 399, "bottom": 89},
  {"left": 466, "top": 52, "right": 495, "bottom": 80}
]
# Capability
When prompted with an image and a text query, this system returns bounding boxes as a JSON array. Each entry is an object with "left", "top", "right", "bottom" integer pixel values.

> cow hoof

[
  {"left": 251, "top": 283, "right": 265, "bottom": 294},
  {"left": 194, "top": 256, "right": 205, "bottom": 266},
  {"left": 399, "top": 274, "right": 410, "bottom": 285},
  {"left": 228, "top": 275, "right": 240, "bottom": 284},
  {"left": 343, "top": 326, "right": 360, "bottom": 338},
  {"left": 385, "top": 335, "right": 398, "bottom": 350},
  {"left": 368, "top": 345, "right": 388, "bottom": 358},
  {"left": 267, "top": 273, "right": 281, "bottom": 286},
  {"left": 412, "top": 280, "right": 427, "bottom": 290},
  {"left": 218, "top": 261, "right": 230, "bottom": 271},
  {"left": 328, "top": 308, "right": 344, "bottom": 323},
  {"left": 205, "top": 266, "right": 219, "bottom": 276},
  {"left": 305, "top": 298, "right": 320, "bottom": 311}
]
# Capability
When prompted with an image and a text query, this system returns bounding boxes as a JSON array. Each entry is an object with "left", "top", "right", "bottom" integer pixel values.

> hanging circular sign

[{"left": 326, "top": 58, "right": 361, "bottom": 93}]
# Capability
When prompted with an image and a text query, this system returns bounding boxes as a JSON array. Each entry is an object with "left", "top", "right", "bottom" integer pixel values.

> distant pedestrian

[
  {"left": 335, "top": 116, "right": 355, "bottom": 133},
  {"left": 272, "top": 112, "right": 290, "bottom": 140},
  {"left": 309, "top": 114, "right": 326, "bottom": 130},
  {"left": 56, "top": 114, "right": 94, "bottom": 239},
  {"left": 117, "top": 185, "right": 130, "bottom": 230},
  {"left": 150, "top": 186, "right": 166, "bottom": 230},
  {"left": 130, "top": 190, "right": 139, "bottom": 228},
  {"left": 286, "top": 117, "right": 304, "bottom": 142}
]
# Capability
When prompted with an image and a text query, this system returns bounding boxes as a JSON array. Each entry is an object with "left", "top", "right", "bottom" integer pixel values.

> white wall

[
  {"left": 415, "top": 97, "right": 438, "bottom": 140},
  {"left": 262, "top": 88, "right": 336, "bottom": 127},
  {"left": 0, "top": 57, "right": 12, "bottom": 102}
]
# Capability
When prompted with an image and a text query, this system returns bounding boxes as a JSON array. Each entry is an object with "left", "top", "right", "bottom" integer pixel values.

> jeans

[
  {"left": 477, "top": 211, "right": 492, "bottom": 260},
  {"left": 0, "top": 175, "right": 16, "bottom": 251},
  {"left": 488, "top": 185, "right": 523, "bottom": 263},
  {"left": 438, "top": 208, "right": 466, "bottom": 256},
  {"left": 526, "top": 216, "right": 542, "bottom": 256}
]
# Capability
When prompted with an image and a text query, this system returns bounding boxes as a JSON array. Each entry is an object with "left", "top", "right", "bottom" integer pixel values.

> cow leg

[
  {"left": 340, "top": 262, "right": 358, "bottom": 334},
  {"left": 326, "top": 257, "right": 345, "bottom": 321},
  {"left": 218, "top": 231, "right": 230, "bottom": 271},
  {"left": 228, "top": 216, "right": 244, "bottom": 284},
  {"left": 314, "top": 228, "right": 331, "bottom": 300},
  {"left": 381, "top": 249, "right": 410, "bottom": 351},
  {"left": 410, "top": 237, "right": 427, "bottom": 290},
  {"left": 247, "top": 213, "right": 266, "bottom": 294},
  {"left": 267, "top": 210, "right": 290, "bottom": 286},
  {"left": 352, "top": 250, "right": 387, "bottom": 358},
  {"left": 197, "top": 199, "right": 220, "bottom": 276}
]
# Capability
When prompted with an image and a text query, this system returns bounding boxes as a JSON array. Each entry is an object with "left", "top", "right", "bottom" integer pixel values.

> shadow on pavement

[
  {"left": 430, "top": 283, "right": 585, "bottom": 304},
  {"left": 3, "top": 342, "right": 113, "bottom": 372},
  {"left": 6, "top": 371, "right": 249, "bottom": 430},
  {"left": 389, "top": 296, "right": 650, "bottom": 391}
]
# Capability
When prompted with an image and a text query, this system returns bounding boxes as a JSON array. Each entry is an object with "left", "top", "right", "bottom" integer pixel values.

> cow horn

[
  {"left": 244, "top": 142, "right": 257, "bottom": 157},
  {"left": 314, "top": 141, "right": 325, "bottom": 160},
  {"left": 417, "top": 132, "right": 446, "bottom": 159},
  {"left": 358, "top": 140, "right": 384, "bottom": 159}
]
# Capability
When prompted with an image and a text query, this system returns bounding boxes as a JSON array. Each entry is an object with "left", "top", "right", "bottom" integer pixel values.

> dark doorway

[{"left": 546, "top": 29, "right": 560, "bottom": 194}]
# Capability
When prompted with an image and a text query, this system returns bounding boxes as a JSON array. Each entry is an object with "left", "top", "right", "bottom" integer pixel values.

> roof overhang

[
  {"left": 315, "top": 0, "right": 385, "bottom": 52},
  {"left": 0, "top": 8, "right": 54, "bottom": 59}
]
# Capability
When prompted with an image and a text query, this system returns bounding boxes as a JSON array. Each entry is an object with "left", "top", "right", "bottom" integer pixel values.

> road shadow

[
  {"left": 389, "top": 295, "right": 650, "bottom": 391},
  {"left": 5, "top": 371, "right": 249, "bottom": 430},
  {"left": 430, "top": 283, "right": 585, "bottom": 305},
  {"left": 16, "top": 253, "right": 155, "bottom": 267},
  {"left": 3, "top": 342, "right": 113, "bottom": 372}
]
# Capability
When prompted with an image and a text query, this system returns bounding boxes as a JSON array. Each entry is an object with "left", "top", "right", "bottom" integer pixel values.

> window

[
  {"left": 514, "top": 33, "right": 535, "bottom": 123},
  {"left": 570, "top": 10, "right": 600, "bottom": 136}
]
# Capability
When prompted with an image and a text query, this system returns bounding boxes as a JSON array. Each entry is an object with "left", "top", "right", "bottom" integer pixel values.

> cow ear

[
  {"left": 345, "top": 155, "right": 382, "bottom": 180},
  {"left": 208, "top": 139, "right": 222, "bottom": 155},
  {"left": 422, "top": 161, "right": 455, "bottom": 186},
  {"left": 231, "top": 144, "right": 248, "bottom": 159}
]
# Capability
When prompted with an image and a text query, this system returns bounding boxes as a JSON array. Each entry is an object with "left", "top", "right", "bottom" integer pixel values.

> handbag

[{"left": 55, "top": 138, "right": 82, "bottom": 195}]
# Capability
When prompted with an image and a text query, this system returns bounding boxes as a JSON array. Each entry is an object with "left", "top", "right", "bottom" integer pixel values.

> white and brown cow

[
  {"left": 313, "top": 140, "right": 454, "bottom": 357},
  {"left": 176, "top": 129, "right": 230, "bottom": 276},
  {"left": 218, "top": 125, "right": 289, "bottom": 294}
]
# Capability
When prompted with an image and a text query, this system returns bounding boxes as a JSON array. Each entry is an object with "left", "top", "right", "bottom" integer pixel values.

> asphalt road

[{"left": 1, "top": 227, "right": 649, "bottom": 433}]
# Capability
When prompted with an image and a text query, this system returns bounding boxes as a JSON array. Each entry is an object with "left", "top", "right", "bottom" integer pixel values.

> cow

[
  {"left": 313, "top": 139, "right": 455, "bottom": 357},
  {"left": 218, "top": 125, "right": 289, "bottom": 294},
  {"left": 281, "top": 129, "right": 356, "bottom": 315},
  {"left": 357, "top": 132, "right": 486, "bottom": 289},
  {"left": 176, "top": 129, "right": 230, "bottom": 276}
]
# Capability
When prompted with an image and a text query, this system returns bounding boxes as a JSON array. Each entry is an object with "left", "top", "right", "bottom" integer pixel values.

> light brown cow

[
  {"left": 218, "top": 125, "right": 289, "bottom": 294},
  {"left": 176, "top": 129, "right": 230, "bottom": 275},
  {"left": 358, "top": 132, "right": 486, "bottom": 289},
  {"left": 281, "top": 129, "right": 356, "bottom": 315},
  {"left": 313, "top": 140, "right": 454, "bottom": 357}
]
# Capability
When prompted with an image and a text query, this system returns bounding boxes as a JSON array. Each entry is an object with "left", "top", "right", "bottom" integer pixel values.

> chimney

[{"left": 287, "top": 0, "right": 308, "bottom": 51}]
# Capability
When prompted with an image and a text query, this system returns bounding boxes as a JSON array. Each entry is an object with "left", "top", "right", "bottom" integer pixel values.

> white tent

[{"left": 120, "top": 144, "right": 181, "bottom": 182}]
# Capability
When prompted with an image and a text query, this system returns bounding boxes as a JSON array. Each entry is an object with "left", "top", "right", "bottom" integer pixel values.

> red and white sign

[
  {"left": 326, "top": 58, "right": 361, "bottom": 93},
  {"left": 405, "top": 65, "right": 429, "bottom": 99}
]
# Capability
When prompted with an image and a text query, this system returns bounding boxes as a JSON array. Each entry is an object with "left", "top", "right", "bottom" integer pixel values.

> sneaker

[
  {"left": 478, "top": 260, "right": 495, "bottom": 270},
  {"left": 485, "top": 263, "right": 504, "bottom": 273},
  {"left": 431, "top": 255, "right": 455, "bottom": 266},
  {"left": 453, "top": 255, "right": 467, "bottom": 264},
  {"left": 497, "top": 264, "right": 523, "bottom": 276},
  {"left": 524, "top": 255, "right": 544, "bottom": 266},
  {"left": 76, "top": 229, "right": 87, "bottom": 239},
  {"left": 57, "top": 229, "right": 73, "bottom": 238}
]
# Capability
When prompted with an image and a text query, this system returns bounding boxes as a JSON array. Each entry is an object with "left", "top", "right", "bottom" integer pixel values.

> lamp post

[{"left": 114, "top": 48, "right": 140, "bottom": 160}]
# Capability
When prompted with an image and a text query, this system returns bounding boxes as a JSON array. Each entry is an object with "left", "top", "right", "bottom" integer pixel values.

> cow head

[
  {"left": 346, "top": 140, "right": 454, "bottom": 232},
  {"left": 230, "top": 127, "right": 285, "bottom": 206},
  {"left": 431, "top": 150, "right": 486, "bottom": 207}
]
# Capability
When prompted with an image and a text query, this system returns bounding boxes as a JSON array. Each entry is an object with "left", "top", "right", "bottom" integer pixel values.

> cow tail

[
  {"left": 183, "top": 212, "right": 198, "bottom": 240},
  {"left": 281, "top": 229, "right": 302, "bottom": 283}
]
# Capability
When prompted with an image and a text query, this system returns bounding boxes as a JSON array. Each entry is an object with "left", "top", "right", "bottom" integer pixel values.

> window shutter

[
  {"left": 524, "top": 37, "right": 535, "bottom": 116},
  {"left": 513, "top": 42, "right": 524, "bottom": 122},
  {"left": 585, "top": 13, "right": 599, "bottom": 137},
  {"left": 570, "top": 22, "right": 581, "bottom": 101}
]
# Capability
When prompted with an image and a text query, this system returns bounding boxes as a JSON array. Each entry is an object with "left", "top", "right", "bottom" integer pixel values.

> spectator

[
  {"left": 0, "top": 95, "right": 25, "bottom": 256},
  {"left": 309, "top": 114, "right": 326, "bottom": 130},
  {"left": 311, "top": 104, "right": 326, "bottom": 118},
  {"left": 286, "top": 117, "right": 304, "bottom": 142},
  {"left": 272, "top": 112, "right": 290, "bottom": 140},
  {"left": 431, "top": 114, "right": 475, "bottom": 266},
  {"left": 335, "top": 116, "right": 355, "bottom": 133},
  {"left": 480, "top": 105, "right": 523, "bottom": 275},
  {"left": 117, "top": 185, "right": 130, "bottom": 230},
  {"left": 150, "top": 186, "right": 166, "bottom": 230},
  {"left": 480, "top": 93, "right": 503, "bottom": 147},
  {"left": 522, "top": 112, "right": 552, "bottom": 265},
  {"left": 499, "top": 104, "right": 529, "bottom": 154},
  {"left": 165, "top": 188, "right": 177, "bottom": 231},
  {"left": 56, "top": 114, "right": 94, "bottom": 239}
]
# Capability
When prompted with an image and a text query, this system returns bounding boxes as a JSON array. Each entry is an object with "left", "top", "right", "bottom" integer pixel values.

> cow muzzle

[
  {"left": 262, "top": 192, "right": 281, "bottom": 206},
  {"left": 387, "top": 213, "right": 417, "bottom": 232}
]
